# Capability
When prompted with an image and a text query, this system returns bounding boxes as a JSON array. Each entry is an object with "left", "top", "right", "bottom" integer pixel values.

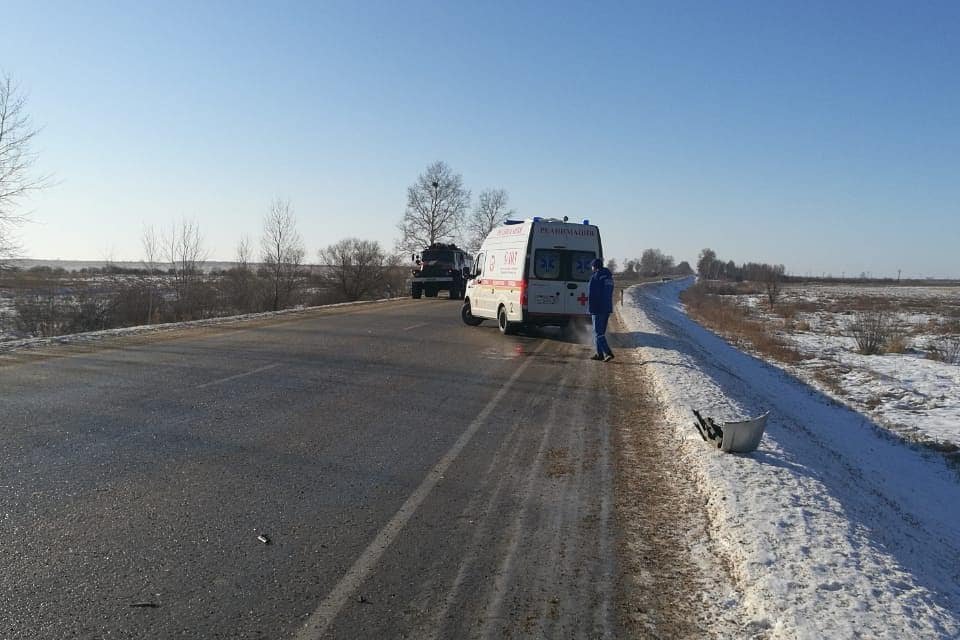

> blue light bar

[
  {"left": 533, "top": 216, "right": 542, "bottom": 222},
  {"left": 582, "top": 219, "right": 590, "bottom": 225}
]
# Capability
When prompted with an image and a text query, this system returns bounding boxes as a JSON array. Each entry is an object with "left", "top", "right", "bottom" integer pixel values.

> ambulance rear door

[
  {"left": 562, "top": 249, "right": 596, "bottom": 316},
  {"left": 526, "top": 248, "right": 564, "bottom": 316}
]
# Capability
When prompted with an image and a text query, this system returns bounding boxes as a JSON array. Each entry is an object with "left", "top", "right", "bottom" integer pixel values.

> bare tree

[
  {"left": 236, "top": 235, "right": 253, "bottom": 270},
  {"left": 319, "top": 238, "right": 389, "bottom": 301},
  {"left": 261, "top": 198, "right": 305, "bottom": 311},
  {"left": 606, "top": 258, "right": 618, "bottom": 273},
  {"left": 762, "top": 264, "right": 785, "bottom": 307},
  {"left": 140, "top": 225, "right": 163, "bottom": 323},
  {"left": 0, "top": 75, "right": 50, "bottom": 264},
  {"left": 465, "top": 188, "right": 514, "bottom": 254},
  {"left": 141, "top": 225, "right": 162, "bottom": 273},
  {"left": 397, "top": 161, "right": 470, "bottom": 253},
  {"left": 163, "top": 218, "right": 208, "bottom": 317}
]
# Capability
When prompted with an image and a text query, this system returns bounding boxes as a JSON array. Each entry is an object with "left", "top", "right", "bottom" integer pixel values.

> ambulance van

[{"left": 461, "top": 217, "right": 602, "bottom": 334}]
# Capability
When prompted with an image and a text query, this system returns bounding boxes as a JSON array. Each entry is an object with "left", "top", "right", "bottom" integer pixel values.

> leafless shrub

[
  {"left": 13, "top": 289, "right": 64, "bottom": 336},
  {"left": 927, "top": 336, "right": 960, "bottom": 365},
  {"left": 849, "top": 311, "right": 892, "bottom": 355},
  {"left": 318, "top": 238, "right": 394, "bottom": 301}
]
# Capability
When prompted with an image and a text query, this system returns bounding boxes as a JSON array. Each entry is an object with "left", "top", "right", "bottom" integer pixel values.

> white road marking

[
  {"left": 196, "top": 363, "right": 280, "bottom": 389},
  {"left": 294, "top": 341, "right": 547, "bottom": 640},
  {"left": 403, "top": 322, "right": 429, "bottom": 331}
]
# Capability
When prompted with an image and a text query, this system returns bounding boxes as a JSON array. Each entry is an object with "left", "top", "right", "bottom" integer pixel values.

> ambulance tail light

[{"left": 520, "top": 279, "right": 528, "bottom": 308}]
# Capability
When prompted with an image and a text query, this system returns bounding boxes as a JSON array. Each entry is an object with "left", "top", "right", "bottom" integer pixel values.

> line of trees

[
  {"left": 613, "top": 251, "right": 693, "bottom": 278},
  {"left": 696, "top": 248, "right": 786, "bottom": 306}
]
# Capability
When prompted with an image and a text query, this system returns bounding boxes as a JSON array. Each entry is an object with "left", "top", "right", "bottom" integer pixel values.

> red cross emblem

[{"left": 577, "top": 293, "right": 589, "bottom": 306}]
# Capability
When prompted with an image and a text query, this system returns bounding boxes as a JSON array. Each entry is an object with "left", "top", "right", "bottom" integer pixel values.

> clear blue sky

[{"left": 3, "top": 1, "right": 958, "bottom": 277}]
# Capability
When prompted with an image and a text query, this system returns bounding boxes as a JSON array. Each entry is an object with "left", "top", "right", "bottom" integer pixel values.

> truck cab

[{"left": 411, "top": 243, "right": 472, "bottom": 299}]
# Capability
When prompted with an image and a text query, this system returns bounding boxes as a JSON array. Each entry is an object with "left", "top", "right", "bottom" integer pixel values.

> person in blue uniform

[{"left": 588, "top": 258, "right": 615, "bottom": 362}]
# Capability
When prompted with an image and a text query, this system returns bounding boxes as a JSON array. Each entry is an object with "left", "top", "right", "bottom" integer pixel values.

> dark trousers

[{"left": 592, "top": 313, "right": 613, "bottom": 356}]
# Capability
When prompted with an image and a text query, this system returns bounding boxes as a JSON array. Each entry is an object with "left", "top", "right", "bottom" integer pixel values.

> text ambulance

[{"left": 461, "top": 217, "right": 602, "bottom": 334}]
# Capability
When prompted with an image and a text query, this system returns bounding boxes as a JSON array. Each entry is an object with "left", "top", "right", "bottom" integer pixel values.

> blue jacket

[{"left": 588, "top": 267, "right": 614, "bottom": 315}]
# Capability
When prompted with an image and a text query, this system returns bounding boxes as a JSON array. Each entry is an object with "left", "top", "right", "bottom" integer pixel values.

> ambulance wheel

[
  {"left": 412, "top": 285, "right": 422, "bottom": 299},
  {"left": 498, "top": 305, "right": 516, "bottom": 335},
  {"left": 461, "top": 300, "right": 483, "bottom": 326}
]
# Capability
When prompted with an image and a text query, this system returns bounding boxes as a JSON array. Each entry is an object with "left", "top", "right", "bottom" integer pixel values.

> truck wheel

[
  {"left": 461, "top": 300, "right": 483, "bottom": 326},
  {"left": 450, "top": 286, "right": 461, "bottom": 300},
  {"left": 425, "top": 287, "right": 437, "bottom": 298},
  {"left": 498, "top": 305, "right": 516, "bottom": 335},
  {"left": 412, "top": 285, "right": 422, "bottom": 299}
]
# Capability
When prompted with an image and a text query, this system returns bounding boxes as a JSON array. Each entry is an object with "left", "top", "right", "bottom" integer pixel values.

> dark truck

[{"left": 411, "top": 243, "right": 472, "bottom": 299}]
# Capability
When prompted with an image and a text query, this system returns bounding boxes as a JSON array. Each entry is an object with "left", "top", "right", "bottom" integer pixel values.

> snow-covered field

[
  {"left": 739, "top": 283, "right": 960, "bottom": 450},
  {"left": 618, "top": 279, "right": 960, "bottom": 638}
]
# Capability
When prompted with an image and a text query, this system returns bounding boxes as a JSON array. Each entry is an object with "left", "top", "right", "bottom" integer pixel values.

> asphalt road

[{"left": 1, "top": 298, "right": 619, "bottom": 639}]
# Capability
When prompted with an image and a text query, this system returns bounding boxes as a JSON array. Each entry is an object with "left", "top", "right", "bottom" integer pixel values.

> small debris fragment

[
  {"left": 257, "top": 534, "right": 270, "bottom": 544},
  {"left": 130, "top": 602, "right": 159, "bottom": 608},
  {"left": 357, "top": 595, "right": 370, "bottom": 604}
]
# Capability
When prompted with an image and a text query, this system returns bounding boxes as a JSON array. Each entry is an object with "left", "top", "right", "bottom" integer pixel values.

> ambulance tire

[
  {"left": 498, "top": 305, "right": 517, "bottom": 335},
  {"left": 461, "top": 300, "right": 483, "bottom": 326}
]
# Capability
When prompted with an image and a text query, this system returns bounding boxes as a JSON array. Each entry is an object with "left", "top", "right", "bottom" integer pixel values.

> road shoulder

[{"left": 610, "top": 315, "right": 740, "bottom": 638}]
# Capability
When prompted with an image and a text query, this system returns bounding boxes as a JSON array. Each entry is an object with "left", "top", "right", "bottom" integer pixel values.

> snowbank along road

[{"left": 618, "top": 279, "right": 960, "bottom": 639}]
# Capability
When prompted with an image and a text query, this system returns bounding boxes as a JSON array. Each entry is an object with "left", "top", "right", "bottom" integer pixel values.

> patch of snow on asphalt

[{"left": 618, "top": 278, "right": 960, "bottom": 639}]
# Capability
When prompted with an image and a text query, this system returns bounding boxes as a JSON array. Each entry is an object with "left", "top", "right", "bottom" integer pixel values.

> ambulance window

[
  {"left": 570, "top": 251, "right": 596, "bottom": 281},
  {"left": 534, "top": 250, "right": 561, "bottom": 280},
  {"left": 474, "top": 253, "right": 484, "bottom": 276}
]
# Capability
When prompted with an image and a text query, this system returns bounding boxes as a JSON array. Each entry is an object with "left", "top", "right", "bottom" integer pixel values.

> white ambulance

[{"left": 461, "top": 217, "right": 603, "bottom": 334}]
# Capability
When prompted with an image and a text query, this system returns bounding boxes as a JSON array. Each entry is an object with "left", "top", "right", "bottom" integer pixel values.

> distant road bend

[{"left": 0, "top": 298, "right": 621, "bottom": 639}]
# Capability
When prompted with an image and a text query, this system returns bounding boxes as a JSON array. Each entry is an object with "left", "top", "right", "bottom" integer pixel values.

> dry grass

[
  {"left": 681, "top": 283, "right": 809, "bottom": 364},
  {"left": 886, "top": 331, "right": 911, "bottom": 354},
  {"left": 813, "top": 369, "right": 846, "bottom": 395}
]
